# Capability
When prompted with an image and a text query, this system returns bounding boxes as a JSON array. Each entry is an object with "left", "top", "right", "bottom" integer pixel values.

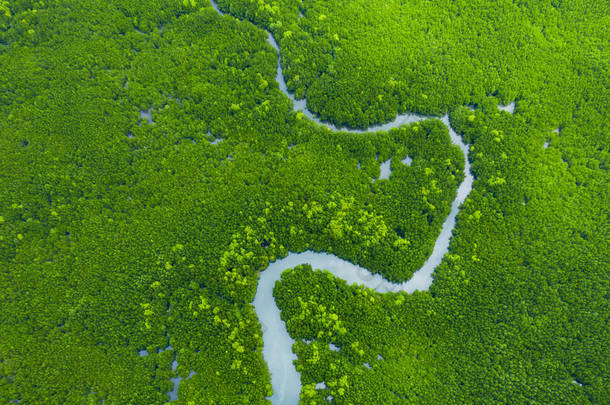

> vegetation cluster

[
  {"left": 0, "top": 0, "right": 607, "bottom": 404},
  {"left": 216, "top": 0, "right": 609, "bottom": 129}
]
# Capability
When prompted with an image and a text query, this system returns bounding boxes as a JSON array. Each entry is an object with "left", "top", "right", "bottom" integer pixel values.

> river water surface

[{"left": 208, "top": 2, "right": 477, "bottom": 403}]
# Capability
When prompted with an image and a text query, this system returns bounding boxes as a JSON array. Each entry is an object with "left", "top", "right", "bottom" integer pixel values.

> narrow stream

[{"left": 209, "top": 2, "right": 475, "bottom": 403}]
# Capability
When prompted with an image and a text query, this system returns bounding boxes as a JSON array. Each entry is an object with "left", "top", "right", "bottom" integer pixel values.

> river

[{"left": 207, "top": 2, "right": 478, "bottom": 403}]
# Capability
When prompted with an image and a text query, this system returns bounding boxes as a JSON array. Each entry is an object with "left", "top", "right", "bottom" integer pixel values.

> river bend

[{"left": 209, "top": 2, "right": 474, "bottom": 403}]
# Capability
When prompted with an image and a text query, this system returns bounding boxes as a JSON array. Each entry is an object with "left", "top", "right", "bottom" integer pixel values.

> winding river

[{"left": 208, "top": 2, "right": 477, "bottom": 403}]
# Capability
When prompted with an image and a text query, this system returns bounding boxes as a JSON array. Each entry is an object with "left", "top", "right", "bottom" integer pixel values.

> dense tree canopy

[
  {"left": 0, "top": 0, "right": 607, "bottom": 404},
  {"left": 217, "top": 0, "right": 609, "bottom": 129},
  {"left": 275, "top": 105, "right": 608, "bottom": 403}
]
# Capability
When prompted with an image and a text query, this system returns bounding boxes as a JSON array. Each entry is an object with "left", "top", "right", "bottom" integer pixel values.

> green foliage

[
  {"left": 273, "top": 105, "right": 609, "bottom": 403},
  {"left": 0, "top": 0, "right": 608, "bottom": 404},
  {"left": 218, "top": 0, "right": 609, "bottom": 130},
  {"left": 0, "top": 0, "right": 460, "bottom": 402}
]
